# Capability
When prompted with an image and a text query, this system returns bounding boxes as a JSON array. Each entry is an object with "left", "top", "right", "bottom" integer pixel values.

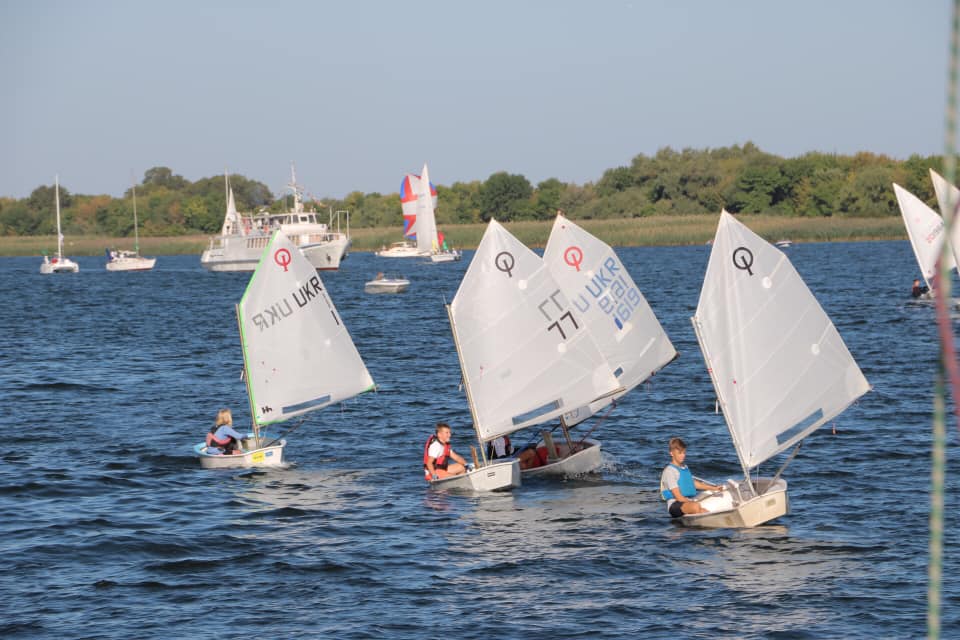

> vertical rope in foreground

[{"left": 930, "top": 2, "right": 960, "bottom": 637}]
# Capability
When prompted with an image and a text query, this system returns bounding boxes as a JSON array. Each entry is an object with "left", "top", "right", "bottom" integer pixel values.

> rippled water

[{"left": 1, "top": 239, "right": 957, "bottom": 639}]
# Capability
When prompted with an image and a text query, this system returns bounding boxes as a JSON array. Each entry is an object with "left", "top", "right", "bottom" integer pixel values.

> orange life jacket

[{"left": 423, "top": 434, "right": 451, "bottom": 479}]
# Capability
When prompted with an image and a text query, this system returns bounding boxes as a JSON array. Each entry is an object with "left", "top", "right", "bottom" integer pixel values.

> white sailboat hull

[
  {"left": 40, "top": 258, "right": 79, "bottom": 274},
  {"left": 429, "top": 250, "right": 461, "bottom": 263},
  {"left": 375, "top": 242, "right": 425, "bottom": 258},
  {"left": 679, "top": 477, "right": 789, "bottom": 528},
  {"left": 202, "top": 233, "right": 347, "bottom": 272},
  {"left": 522, "top": 438, "right": 602, "bottom": 477},
  {"left": 194, "top": 439, "right": 287, "bottom": 469},
  {"left": 428, "top": 459, "right": 520, "bottom": 492},
  {"left": 106, "top": 256, "right": 156, "bottom": 272}
]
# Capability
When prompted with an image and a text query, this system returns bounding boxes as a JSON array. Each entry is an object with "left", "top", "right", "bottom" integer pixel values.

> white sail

[
  {"left": 221, "top": 187, "right": 243, "bottom": 236},
  {"left": 239, "top": 231, "right": 375, "bottom": 427},
  {"left": 928, "top": 169, "right": 960, "bottom": 271},
  {"left": 55, "top": 176, "right": 63, "bottom": 259},
  {"left": 693, "top": 210, "right": 870, "bottom": 473},
  {"left": 543, "top": 214, "right": 676, "bottom": 425},
  {"left": 893, "top": 183, "right": 955, "bottom": 289},
  {"left": 415, "top": 163, "right": 439, "bottom": 255},
  {"left": 450, "top": 219, "right": 620, "bottom": 442}
]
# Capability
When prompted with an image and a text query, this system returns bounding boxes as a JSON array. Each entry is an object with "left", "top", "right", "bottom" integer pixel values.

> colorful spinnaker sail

[{"left": 399, "top": 172, "right": 438, "bottom": 239}]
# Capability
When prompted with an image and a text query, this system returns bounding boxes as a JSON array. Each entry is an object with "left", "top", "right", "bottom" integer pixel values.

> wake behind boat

[
  {"left": 201, "top": 166, "right": 350, "bottom": 272},
  {"left": 195, "top": 229, "right": 376, "bottom": 469},
  {"left": 682, "top": 210, "right": 870, "bottom": 527}
]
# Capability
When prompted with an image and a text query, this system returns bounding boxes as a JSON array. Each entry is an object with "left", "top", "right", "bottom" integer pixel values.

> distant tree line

[{"left": 0, "top": 143, "right": 945, "bottom": 237}]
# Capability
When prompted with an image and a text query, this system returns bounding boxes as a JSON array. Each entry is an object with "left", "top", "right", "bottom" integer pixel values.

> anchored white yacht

[{"left": 201, "top": 166, "right": 350, "bottom": 272}]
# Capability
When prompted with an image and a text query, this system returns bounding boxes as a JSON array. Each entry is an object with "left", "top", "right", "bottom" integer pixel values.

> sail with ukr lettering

[
  {"left": 928, "top": 169, "right": 960, "bottom": 272},
  {"left": 543, "top": 214, "right": 677, "bottom": 425},
  {"left": 239, "top": 231, "right": 375, "bottom": 427},
  {"left": 449, "top": 219, "right": 620, "bottom": 442},
  {"left": 693, "top": 210, "right": 870, "bottom": 473},
  {"left": 893, "top": 183, "right": 956, "bottom": 290}
]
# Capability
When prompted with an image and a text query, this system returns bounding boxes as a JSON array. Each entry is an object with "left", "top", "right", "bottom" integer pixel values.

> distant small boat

[
  {"left": 40, "top": 175, "right": 79, "bottom": 274},
  {"left": 375, "top": 241, "right": 425, "bottom": 258},
  {"left": 774, "top": 239, "right": 793, "bottom": 248},
  {"left": 364, "top": 273, "right": 410, "bottom": 294},
  {"left": 106, "top": 182, "right": 156, "bottom": 272}
]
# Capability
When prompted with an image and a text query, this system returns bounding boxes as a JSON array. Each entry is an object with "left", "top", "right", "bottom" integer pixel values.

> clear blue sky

[{"left": 0, "top": 0, "right": 952, "bottom": 200}]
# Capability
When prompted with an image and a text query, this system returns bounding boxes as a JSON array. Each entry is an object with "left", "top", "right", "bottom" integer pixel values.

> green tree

[{"left": 479, "top": 172, "right": 533, "bottom": 221}]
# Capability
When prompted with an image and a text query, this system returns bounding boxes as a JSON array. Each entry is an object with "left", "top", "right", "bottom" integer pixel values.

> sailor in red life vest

[
  {"left": 423, "top": 422, "right": 469, "bottom": 481},
  {"left": 205, "top": 408, "right": 245, "bottom": 455}
]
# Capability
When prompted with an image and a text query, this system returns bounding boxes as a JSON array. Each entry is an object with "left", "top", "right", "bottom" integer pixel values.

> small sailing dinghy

[
  {"left": 437, "top": 219, "right": 621, "bottom": 491},
  {"left": 532, "top": 213, "right": 677, "bottom": 476},
  {"left": 928, "top": 169, "right": 960, "bottom": 272},
  {"left": 195, "top": 230, "right": 376, "bottom": 469},
  {"left": 40, "top": 176, "right": 79, "bottom": 274},
  {"left": 106, "top": 181, "right": 156, "bottom": 271},
  {"left": 893, "top": 182, "right": 955, "bottom": 299},
  {"left": 684, "top": 210, "right": 870, "bottom": 527}
]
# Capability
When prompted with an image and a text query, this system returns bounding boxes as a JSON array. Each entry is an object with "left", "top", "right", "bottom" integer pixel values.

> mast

[
  {"left": 288, "top": 163, "right": 304, "bottom": 214},
  {"left": 54, "top": 175, "right": 63, "bottom": 260},
  {"left": 690, "top": 314, "right": 752, "bottom": 486},
  {"left": 236, "top": 303, "right": 261, "bottom": 447},
  {"left": 445, "top": 302, "right": 488, "bottom": 465},
  {"left": 132, "top": 182, "right": 139, "bottom": 254}
]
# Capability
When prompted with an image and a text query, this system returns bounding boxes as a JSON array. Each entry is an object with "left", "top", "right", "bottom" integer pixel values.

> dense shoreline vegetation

[
  {"left": 0, "top": 143, "right": 940, "bottom": 254},
  {"left": 0, "top": 214, "right": 908, "bottom": 257}
]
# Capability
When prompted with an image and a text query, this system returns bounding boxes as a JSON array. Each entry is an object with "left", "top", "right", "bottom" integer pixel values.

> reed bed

[{"left": 0, "top": 215, "right": 907, "bottom": 257}]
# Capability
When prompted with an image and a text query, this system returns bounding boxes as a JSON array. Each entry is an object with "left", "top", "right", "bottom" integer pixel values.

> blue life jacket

[{"left": 661, "top": 463, "right": 696, "bottom": 500}]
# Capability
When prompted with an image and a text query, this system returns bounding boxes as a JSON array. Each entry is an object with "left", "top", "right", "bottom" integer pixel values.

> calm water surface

[{"left": 1, "top": 239, "right": 958, "bottom": 639}]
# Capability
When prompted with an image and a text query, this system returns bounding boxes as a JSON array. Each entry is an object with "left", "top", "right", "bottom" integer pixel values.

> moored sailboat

[
  {"left": 375, "top": 172, "right": 435, "bottom": 258},
  {"left": 106, "top": 181, "right": 156, "bottom": 271},
  {"left": 683, "top": 210, "right": 870, "bottom": 527},
  {"left": 40, "top": 175, "right": 79, "bottom": 274},
  {"left": 194, "top": 230, "right": 376, "bottom": 469}
]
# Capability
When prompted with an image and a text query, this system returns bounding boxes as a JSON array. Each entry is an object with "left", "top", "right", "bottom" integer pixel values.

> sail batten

[
  {"left": 694, "top": 211, "right": 869, "bottom": 473},
  {"left": 450, "top": 219, "right": 619, "bottom": 442},
  {"left": 239, "top": 231, "right": 374, "bottom": 429}
]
